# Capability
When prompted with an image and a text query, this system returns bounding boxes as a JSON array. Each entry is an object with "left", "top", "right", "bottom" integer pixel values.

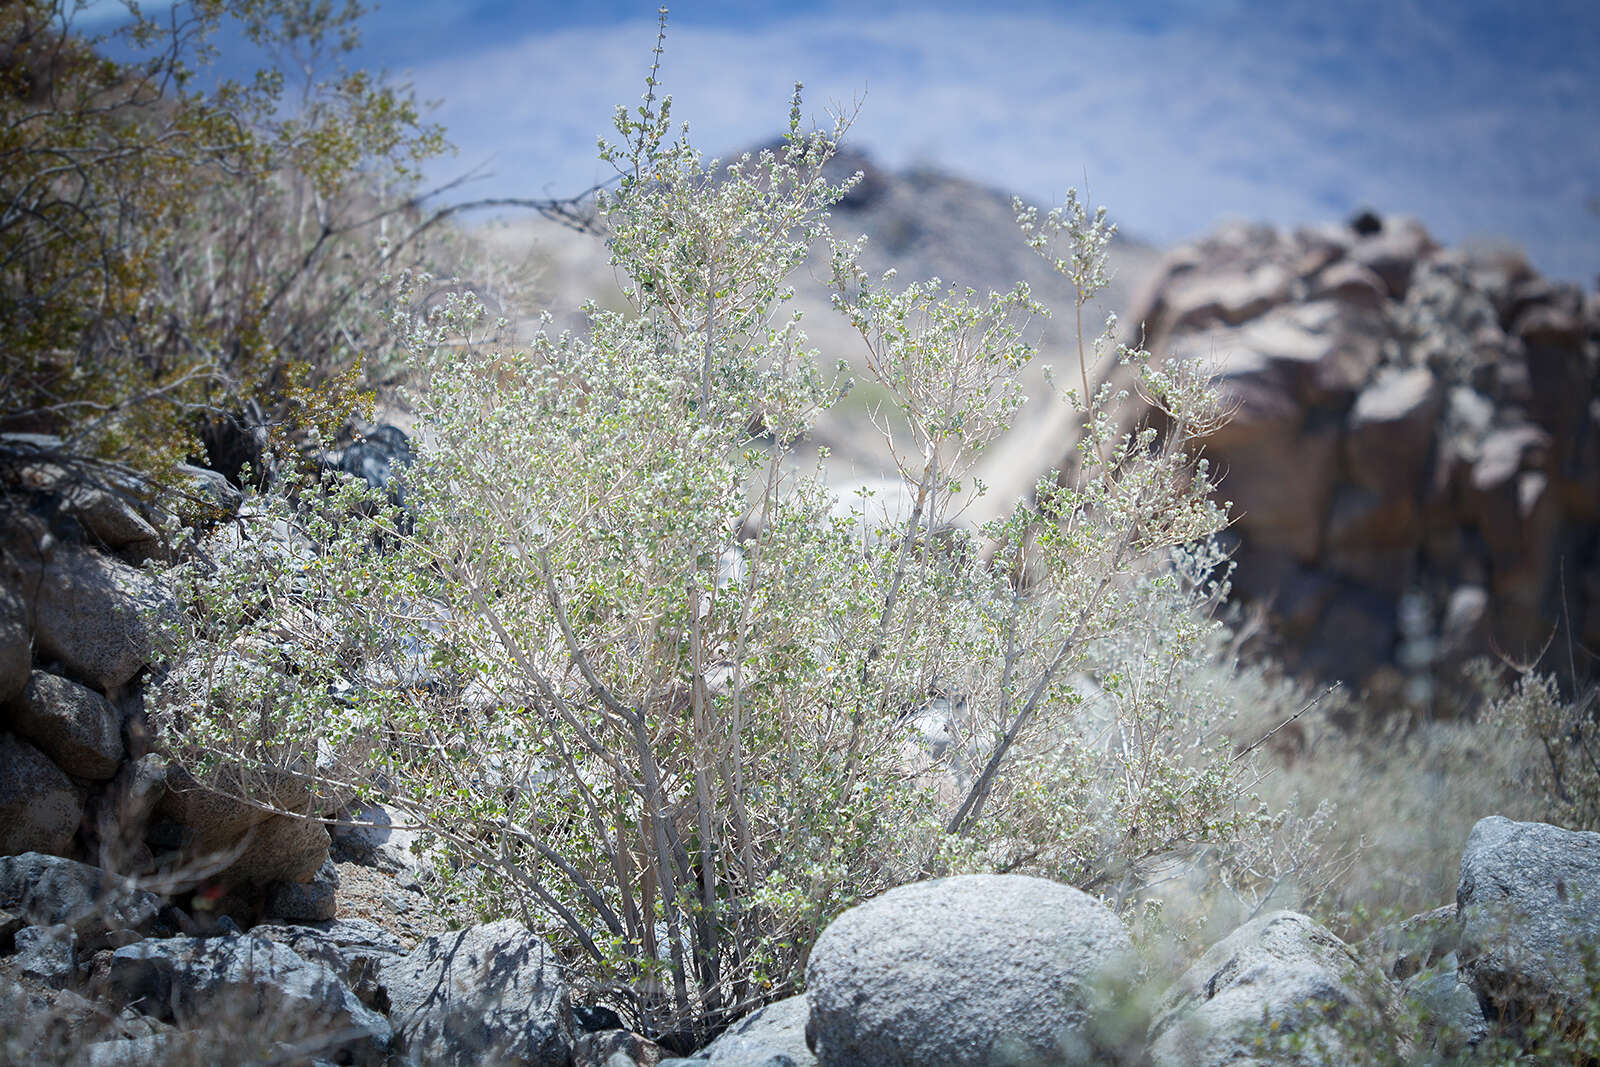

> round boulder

[
  {"left": 1147, "top": 910, "right": 1401, "bottom": 1067},
  {"left": 0, "top": 733, "right": 83, "bottom": 856},
  {"left": 805, "top": 874, "right": 1138, "bottom": 1066},
  {"left": 32, "top": 545, "right": 173, "bottom": 691},
  {"left": 7, "top": 670, "right": 125, "bottom": 779},
  {"left": 1457, "top": 816, "right": 1600, "bottom": 1029}
]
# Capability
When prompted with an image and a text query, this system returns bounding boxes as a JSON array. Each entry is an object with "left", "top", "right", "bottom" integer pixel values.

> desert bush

[
  {"left": 1228, "top": 656, "right": 1597, "bottom": 951},
  {"left": 1, "top": 0, "right": 451, "bottom": 479},
  {"left": 1240, "top": 707, "right": 1525, "bottom": 940},
  {"left": 1246, "top": 925, "right": 1600, "bottom": 1066},
  {"left": 157, "top": 27, "right": 1302, "bottom": 1039},
  {"left": 1476, "top": 662, "right": 1600, "bottom": 834}
]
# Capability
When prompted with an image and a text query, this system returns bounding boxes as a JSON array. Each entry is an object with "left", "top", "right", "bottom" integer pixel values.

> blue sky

[{"left": 87, "top": 0, "right": 1600, "bottom": 282}]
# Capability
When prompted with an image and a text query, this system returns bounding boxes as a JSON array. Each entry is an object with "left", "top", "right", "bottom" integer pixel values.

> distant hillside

[
  {"left": 809, "top": 146, "right": 1158, "bottom": 316},
  {"left": 474, "top": 145, "right": 1160, "bottom": 484}
]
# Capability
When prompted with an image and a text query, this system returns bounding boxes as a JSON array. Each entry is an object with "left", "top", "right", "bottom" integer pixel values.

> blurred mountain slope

[{"left": 473, "top": 144, "right": 1159, "bottom": 490}]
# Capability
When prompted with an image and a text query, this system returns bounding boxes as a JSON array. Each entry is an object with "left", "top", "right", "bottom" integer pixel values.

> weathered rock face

[
  {"left": 0, "top": 852, "right": 159, "bottom": 945},
  {"left": 1457, "top": 816, "right": 1600, "bottom": 1031},
  {"left": 14, "top": 922, "right": 77, "bottom": 989},
  {"left": 1147, "top": 910, "right": 1401, "bottom": 1066},
  {"left": 31, "top": 544, "right": 171, "bottom": 692},
  {"left": 6, "top": 670, "right": 125, "bottom": 779},
  {"left": 96, "top": 932, "right": 393, "bottom": 1064},
  {"left": 58, "top": 482, "right": 160, "bottom": 555},
  {"left": 251, "top": 917, "right": 407, "bottom": 1011},
  {"left": 1361, "top": 903, "right": 1488, "bottom": 1059},
  {"left": 694, "top": 992, "right": 815, "bottom": 1066},
  {"left": 0, "top": 585, "right": 28, "bottom": 707},
  {"left": 1091, "top": 215, "right": 1600, "bottom": 699},
  {"left": 156, "top": 763, "right": 331, "bottom": 889},
  {"left": 1363, "top": 903, "right": 1458, "bottom": 984},
  {"left": 263, "top": 856, "right": 340, "bottom": 922},
  {"left": 805, "top": 873, "right": 1138, "bottom": 1066},
  {"left": 380, "top": 918, "right": 575, "bottom": 1066},
  {"left": 0, "top": 486, "right": 168, "bottom": 694},
  {"left": 1405, "top": 965, "right": 1488, "bottom": 1061},
  {"left": 0, "top": 733, "right": 83, "bottom": 856}
]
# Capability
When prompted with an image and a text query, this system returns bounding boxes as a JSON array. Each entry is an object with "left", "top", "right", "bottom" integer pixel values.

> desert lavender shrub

[{"left": 155, "top": 31, "right": 1296, "bottom": 1037}]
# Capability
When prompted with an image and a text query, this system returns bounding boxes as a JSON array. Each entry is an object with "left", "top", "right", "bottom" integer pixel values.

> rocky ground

[
  {"left": 2, "top": 363, "right": 1596, "bottom": 1066},
  {"left": 3, "top": 813, "right": 1598, "bottom": 1064}
]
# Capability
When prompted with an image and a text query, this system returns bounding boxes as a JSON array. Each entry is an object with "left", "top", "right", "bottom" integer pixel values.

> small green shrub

[{"left": 1477, "top": 662, "right": 1600, "bottom": 833}]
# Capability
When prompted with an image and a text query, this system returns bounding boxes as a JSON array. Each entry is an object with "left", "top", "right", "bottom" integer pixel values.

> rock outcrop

[
  {"left": 380, "top": 918, "right": 575, "bottom": 1066},
  {"left": 1052, "top": 214, "right": 1599, "bottom": 700},
  {"left": 94, "top": 932, "right": 393, "bottom": 1064},
  {"left": 0, "top": 852, "right": 159, "bottom": 945},
  {"left": 1, "top": 814, "right": 1596, "bottom": 1064},
  {"left": 250, "top": 917, "right": 406, "bottom": 1010},
  {"left": 0, "top": 427, "right": 412, "bottom": 919},
  {"left": 1147, "top": 910, "right": 1402, "bottom": 1066}
]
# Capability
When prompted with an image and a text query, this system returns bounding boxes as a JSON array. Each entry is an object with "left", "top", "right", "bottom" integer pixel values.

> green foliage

[
  {"left": 157, "top": 25, "right": 1296, "bottom": 1039},
  {"left": 1247, "top": 931, "right": 1600, "bottom": 1065},
  {"left": 1252, "top": 660, "right": 1598, "bottom": 951},
  {"left": 1478, "top": 663, "right": 1600, "bottom": 833},
  {"left": 0, "top": 0, "right": 447, "bottom": 475}
]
